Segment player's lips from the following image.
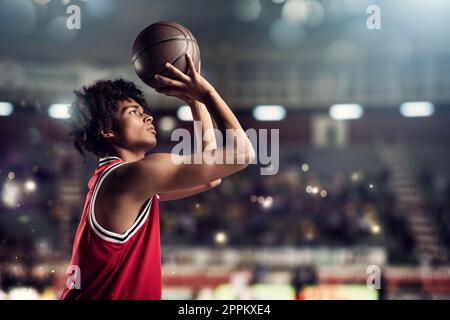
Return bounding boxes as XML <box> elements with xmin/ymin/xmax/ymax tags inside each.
<box><xmin>146</xmin><ymin>126</ymin><xmax>156</xmax><ymax>135</ymax></box>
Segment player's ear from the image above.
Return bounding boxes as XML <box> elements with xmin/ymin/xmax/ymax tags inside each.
<box><xmin>99</xmin><ymin>128</ymin><xmax>114</xmax><ymax>139</ymax></box>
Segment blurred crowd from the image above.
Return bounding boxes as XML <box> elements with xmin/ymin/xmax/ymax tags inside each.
<box><xmin>1</xmin><ymin>142</ymin><xmax>450</xmax><ymax>299</ymax></box>
<box><xmin>160</xmin><ymin>149</ymin><xmax>414</xmax><ymax>260</ymax></box>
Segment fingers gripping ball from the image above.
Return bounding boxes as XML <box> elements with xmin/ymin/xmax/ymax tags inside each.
<box><xmin>131</xmin><ymin>21</ymin><xmax>201</xmax><ymax>89</ymax></box>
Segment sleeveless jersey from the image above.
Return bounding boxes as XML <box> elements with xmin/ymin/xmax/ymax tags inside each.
<box><xmin>60</xmin><ymin>156</ymin><xmax>162</xmax><ymax>300</ymax></box>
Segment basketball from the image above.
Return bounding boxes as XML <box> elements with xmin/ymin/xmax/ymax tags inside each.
<box><xmin>131</xmin><ymin>21</ymin><xmax>201</xmax><ymax>89</ymax></box>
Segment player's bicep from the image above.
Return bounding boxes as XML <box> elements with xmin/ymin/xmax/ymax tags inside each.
<box><xmin>113</xmin><ymin>151</ymin><xmax>248</xmax><ymax>203</ymax></box>
<box><xmin>140</xmin><ymin>153</ymin><xmax>225</xmax><ymax>192</ymax></box>
<box><xmin>158</xmin><ymin>180</ymin><xmax>221</xmax><ymax>202</ymax></box>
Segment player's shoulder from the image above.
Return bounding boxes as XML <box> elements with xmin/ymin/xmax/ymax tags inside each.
<box><xmin>99</xmin><ymin>154</ymin><xmax>167</xmax><ymax>201</ymax></box>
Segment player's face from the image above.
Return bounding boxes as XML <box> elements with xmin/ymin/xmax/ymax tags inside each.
<box><xmin>113</xmin><ymin>98</ymin><xmax>157</xmax><ymax>152</ymax></box>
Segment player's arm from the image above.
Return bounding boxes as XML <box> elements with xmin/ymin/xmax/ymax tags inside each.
<box><xmin>157</xmin><ymin>179</ymin><xmax>221</xmax><ymax>201</ymax></box>
<box><xmin>117</xmin><ymin>121</ymin><xmax>254</xmax><ymax>203</ymax></box>
<box><xmin>110</xmin><ymin>54</ymin><xmax>255</xmax><ymax>203</ymax></box>
<box><xmin>158</xmin><ymin>101</ymin><xmax>221</xmax><ymax>201</ymax></box>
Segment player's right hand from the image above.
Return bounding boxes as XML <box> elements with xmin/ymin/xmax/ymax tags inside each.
<box><xmin>153</xmin><ymin>53</ymin><xmax>215</xmax><ymax>104</ymax></box>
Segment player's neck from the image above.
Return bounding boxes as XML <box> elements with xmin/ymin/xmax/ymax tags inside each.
<box><xmin>106</xmin><ymin>147</ymin><xmax>146</xmax><ymax>163</ymax></box>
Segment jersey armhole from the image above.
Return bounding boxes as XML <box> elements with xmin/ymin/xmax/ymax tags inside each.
<box><xmin>88</xmin><ymin>162</ymin><xmax>157</xmax><ymax>244</ymax></box>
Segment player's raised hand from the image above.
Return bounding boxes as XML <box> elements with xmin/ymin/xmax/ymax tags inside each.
<box><xmin>154</xmin><ymin>53</ymin><xmax>214</xmax><ymax>104</ymax></box>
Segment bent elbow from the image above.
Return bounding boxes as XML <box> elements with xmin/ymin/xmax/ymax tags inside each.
<box><xmin>240</xmin><ymin>144</ymin><xmax>256</xmax><ymax>166</ymax></box>
<box><xmin>247</xmin><ymin>145</ymin><xmax>256</xmax><ymax>164</ymax></box>
<box><xmin>207</xmin><ymin>179</ymin><xmax>222</xmax><ymax>188</ymax></box>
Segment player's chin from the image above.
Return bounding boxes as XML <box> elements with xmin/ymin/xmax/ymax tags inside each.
<box><xmin>137</xmin><ymin>137</ymin><xmax>157</xmax><ymax>150</ymax></box>
<box><xmin>147</xmin><ymin>137</ymin><xmax>157</xmax><ymax>148</ymax></box>
<box><xmin>139</xmin><ymin>133</ymin><xmax>157</xmax><ymax>148</ymax></box>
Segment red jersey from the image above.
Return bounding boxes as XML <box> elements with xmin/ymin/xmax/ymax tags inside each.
<box><xmin>60</xmin><ymin>156</ymin><xmax>162</xmax><ymax>300</ymax></box>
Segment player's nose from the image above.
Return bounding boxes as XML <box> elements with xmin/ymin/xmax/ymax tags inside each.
<box><xmin>144</xmin><ymin>114</ymin><xmax>153</xmax><ymax>123</ymax></box>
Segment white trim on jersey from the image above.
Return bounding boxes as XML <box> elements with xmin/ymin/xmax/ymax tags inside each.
<box><xmin>98</xmin><ymin>156</ymin><xmax>122</xmax><ymax>167</ymax></box>
<box><xmin>88</xmin><ymin>161</ymin><xmax>157</xmax><ymax>244</ymax></box>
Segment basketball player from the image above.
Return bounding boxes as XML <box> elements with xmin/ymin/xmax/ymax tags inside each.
<box><xmin>60</xmin><ymin>53</ymin><xmax>255</xmax><ymax>300</ymax></box>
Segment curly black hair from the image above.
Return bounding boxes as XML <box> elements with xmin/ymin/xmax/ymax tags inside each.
<box><xmin>66</xmin><ymin>78</ymin><xmax>150</xmax><ymax>161</ymax></box>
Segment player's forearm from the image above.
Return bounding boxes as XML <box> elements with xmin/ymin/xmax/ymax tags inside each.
<box><xmin>202</xmin><ymin>88</ymin><xmax>242</xmax><ymax>132</ymax></box>
<box><xmin>190</xmin><ymin>101</ymin><xmax>217</xmax><ymax>151</ymax></box>
<box><xmin>202</xmin><ymin>89</ymin><xmax>255</xmax><ymax>160</ymax></box>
